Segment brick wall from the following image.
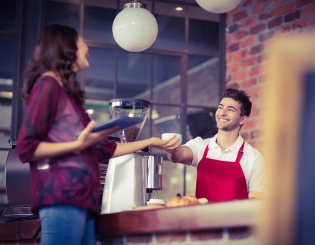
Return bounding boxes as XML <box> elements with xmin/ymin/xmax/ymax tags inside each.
<box><xmin>226</xmin><ymin>0</ymin><xmax>315</xmax><ymax>150</ymax></box>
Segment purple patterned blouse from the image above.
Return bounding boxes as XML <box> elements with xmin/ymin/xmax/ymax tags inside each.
<box><xmin>17</xmin><ymin>76</ymin><xmax>117</xmax><ymax>215</ymax></box>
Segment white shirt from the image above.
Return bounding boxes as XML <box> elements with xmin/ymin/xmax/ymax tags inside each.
<box><xmin>184</xmin><ymin>134</ymin><xmax>265</xmax><ymax>193</ymax></box>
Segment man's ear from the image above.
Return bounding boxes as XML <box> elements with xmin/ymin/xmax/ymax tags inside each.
<box><xmin>239</xmin><ymin>116</ymin><xmax>248</xmax><ymax>126</ymax></box>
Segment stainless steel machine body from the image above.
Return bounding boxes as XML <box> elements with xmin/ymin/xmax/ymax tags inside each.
<box><xmin>101</xmin><ymin>153</ymin><xmax>163</xmax><ymax>214</ymax></box>
<box><xmin>101</xmin><ymin>98</ymin><xmax>164</xmax><ymax>213</ymax></box>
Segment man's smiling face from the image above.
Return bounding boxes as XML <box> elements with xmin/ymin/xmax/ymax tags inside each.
<box><xmin>215</xmin><ymin>98</ymin><xmax>246</xmax><ymax>131</ymax></box>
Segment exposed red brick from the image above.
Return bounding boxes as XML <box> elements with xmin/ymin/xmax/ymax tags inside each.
<box><xmin>231</xmin><ymin>49</ymin><xmax>248</xmax><ymax>60</ymax></box>
<box><xmin>228</xmin><ymin>227</ymin><xmax>252</xmax><ymax>240</ymax></box>
<box><xmin>242</xmin><ymin>77</ymin><xmax>257</xmax><ymax>88</ymax></box>
<box><xmin>250</xmin><ymin>23</ymin><xmax>266</xmax><ymax>34</ymax></box>
<box><xmin>268</xmin><ymin>0</ymin><xmax>283</xmax><ymax>8</ymax></box>
<box><xmin>241</xmin><ymin>57</ymin><xmax>257</xmax><ymax>68</ymax></box>
<box><xmin>242</xmin><ymin>119</ymin><xmax>259</xmax><ymax>130</ymax></box>
<box><xmin>190</xmin><ymin>230</ymin><xmax>223</xmax><ymax>241</ymax></box>
<box><xmin>98</xmin><ymin>236</ymin><xmax>124</xmax><ymax>244</ymax></box>
<box><xmin>303</xmin><ymin>4</ymin><xmax>315</xmax><ymax>16</ymax></box>
<box><xmin>248</xmin><ymin>140</ymin><xmax>258</xmax><ymax>148</ymax></box>
<box><xmin>250</xmin><ymin>65</ymin><xmax>264</xmax><ymax>76</ymax></box>
<box><xmin>284</xmin><ymin>10</ymin><xmax>301</xmax><ymax>23</ymax></box>
<box><xmin>268</xmin><ymin>16</ymin><xmax>283</xmax><ymax>29</ymax></box>
<box><xmin>249</xmin><ymin>44</ymin><xmax>264</xmax><ymax>55</ymax></box>
<box><xmin>233</xmin><ymin>11</ymin><xmax>249</xmax><ymax>22</ymax></box>
<box><xmin>259</xmin><ymin>74</ymin><xmax>267</xmax><ymax>83</ymax></box>
<box><xmin>259</xmin><ymin>11</ymin><xmax>274</xmax><ymax>20</ymax></box>
<box><xmin>292</xmin><ymin>18</ymin><xmax>311</xmax><ymax>29</ymax></box>
<box><xmin>227</xmin><ymin>15</ymin><xmax>233</xmax><ymax>25</ymax></box>
<box><xmin>227</xmin><ymin>23</ymin><xmax>239</xmax><ymax>34</ymax></box>
<box><xmin>234</xmin><ymin>30</ymin><xmax>248</xmax><ymax>41</ymax></box>
<box><xmin>233</xmin><ymin>70</ymin><xmax>248</xmax><ymax>81</ymax></box>
<box><xmin>19</xmin><ymin>241</ymin><xmax>40</xmax><ymax>245</ymax></box>
<box><xmin>252</xmin><ymin>3</ymin><xmax>265</xmax><ymax>14</ymax></box>
<box><xmin>226</xmin><ymin>83</ymin><xmax>240</xmax><ymax>90</ymax></box>
<box><xmin>258</xmin><ymin>31</ymin><xmax>274</xmax><ymax>42</ymax></box>
<box><xmin>251</xmin><ymin>108</ymin><xmax>260</xmax><ymax>117</ymax></box>
<box><xmin>313</xmin><ymin>16</ymin><xmax>315</xmax><ymax>25</ymax></box>
<box><xmin>227</xmin><ymin>62</ymin><xmax>240</xmax><ymax>72</ymax></box>
<box><xmin>126</xmin><ymin>234</ymin><xmax>153</xmax><ymax>244</ymax></box>
<box><xmin>242</xmin><ymin>0</ymin><xmax>256</xmax><ymax>7</ymax></box>
<box><xmin>248</xmin><ymin>86</ymin><xmax>264</xmax><ymax>98</ymax></box>
<box><xmin>250</xmin><ymin>129</ymin><xmax>261</xmax><ymax>139</ymax></box>
<box><xmin>228</xmin><ymin>5</ymin><xmax>240</xmax><ymax>15</ymax></box>
<box><xmin>226</xmin><ymin>35</ymin><xmax>234</xmax><ymax>46</ymax></box>
<box><xmin>296</xmin><ymin>0</ymin><xmax>314</xmax><ymax>9</ymax></box>
<box><xmin>226</xmin><ymin>53</ymin><xmax>232</xmax><ymax>63</ymax></box>
<box><xmin>274</xmin><ymin>3</ymin><xmax>294</xmax><ymax>16</ymax></box>
<box><xmin>275</xmin><ymin>23</ymin><xmax>291</xmax><ymax>34</ymax></box>
<box><xmin>240</xmin><ymin>131</ymin><xmax>249</xmax><ymax>140</ymax></box>
<box><xmin>227</xmin><ymin>42</ymin><xmax>240</xmax><ymax>53</ymax></box>
<box><xmin>257</xmin><ymin>52</ymin><xmax>269</xmax><ymax>63</ymax></box>
<box><xmin>241</xmin><ymin>36</ymin><xmax>255</xmax><ymax>48</ymax></box>
<box><xmin>242</xmin><ymin>16</ymin><xmax>257</xmax><ymax>28</ymax></box>
<box><xmin>156</xmin><ymin>232</ymin><xmax>186</xmax><ymax>243</ymax></box>
<box><xmin>226</xmin><ymin>74</ymin><xmax>232</xmax><ymax>83</ymax></box>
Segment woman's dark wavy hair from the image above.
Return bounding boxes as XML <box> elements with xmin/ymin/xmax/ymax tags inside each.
<box><xmin>21</xmin><ymin>24</ymin><xmax>85</xmax><ymax>105</ymax></box>
<box><xmin>221</xmin><ymin>88</ymin><xmax>252</xmax><ymax>117</ymax></box>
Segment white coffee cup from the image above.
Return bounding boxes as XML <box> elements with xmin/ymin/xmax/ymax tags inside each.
<box><xmin>161</xmin><ymin>133</ymin><xmax>182</xmax><ymax>144</ymax></box>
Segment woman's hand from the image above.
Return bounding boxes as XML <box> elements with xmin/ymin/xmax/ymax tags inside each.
<box><xmin>150</xmin><ymin>135</ymin><xmax>181</xmax><ymax>152</ymax></box>
<box><xmin>76</xmin><ymin>121</ymin><xmax>119</xmax><ymax>151</ymax></box>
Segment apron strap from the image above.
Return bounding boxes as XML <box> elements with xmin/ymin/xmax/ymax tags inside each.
<box><xmin>202</xmin><ymin>141</ymin><xmax>245</xmax><ymax>162</ymax></box>
<box><xmin>202</xmin><ymin>145</ymin><xmax>209</xmax><ymax>159</ymax></box>
<box><xmin>235</xmin><ymin>141</ymin><xmax>245</xmax><ymax>163</ymax></box>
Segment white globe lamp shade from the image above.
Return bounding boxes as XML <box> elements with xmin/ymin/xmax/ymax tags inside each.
<box><xmin>196</xmin><ymin>0</ymin><xmax>242</xmax><ymax>14</ymax></box>
<box><xmin>112</xmin><ymin>1</ymin><xmax>158</xmax><ymax>52</ymax></box>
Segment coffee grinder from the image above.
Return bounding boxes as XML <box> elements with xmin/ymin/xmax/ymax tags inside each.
<box><xmin>101</xmin><ymin>99</ymin><xmax>163</xmax><ymax>213</ymax></box>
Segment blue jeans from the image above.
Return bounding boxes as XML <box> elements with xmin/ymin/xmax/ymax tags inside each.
<box><xmin>39</xmin><ymin>204</ymin><xmax>96</xmax><ymax>245</ymax></box>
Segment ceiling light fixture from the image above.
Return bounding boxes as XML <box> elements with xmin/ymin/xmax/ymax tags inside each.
<box><xmin>175</xmin><ymin>7</ymin><xmax>183</xmax><ymax>11</ymax></box>
<box><xmin>196</xmin><ymin>0</ymin><xmax>242</xmax><ymax>13</ymax></box>
<box><xmin>112</xmin><ymin>0</ymin><xmax>158</xmax><ymax>52</ymax></box>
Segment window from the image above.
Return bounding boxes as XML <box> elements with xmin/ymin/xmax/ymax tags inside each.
<box><xmin>38</xmin><ymin>0</ymin><xmax>225</xmax><ymax>199</ymax></box>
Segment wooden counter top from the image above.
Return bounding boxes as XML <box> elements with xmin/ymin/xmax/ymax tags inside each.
<box><xmin>0</xmin><ymin>199</ymin><xmax>262</xmax><ymax>241</ymax></box>
<box><xmin>96</xmin><ymin>199</ymin><xmax>261</xmax><ymax>235</ymax></box>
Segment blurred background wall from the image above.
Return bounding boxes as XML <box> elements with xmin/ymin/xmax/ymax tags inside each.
<box><xmin>225</xmin><ymin>0</ymin><xmax>315</xmax><ymax>151</ymax></box>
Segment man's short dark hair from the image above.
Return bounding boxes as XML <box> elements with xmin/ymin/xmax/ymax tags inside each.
<box><xmin>221</xmin><ymin>88</ymin><xmax>252</xmax><ymax>117</ymax></box>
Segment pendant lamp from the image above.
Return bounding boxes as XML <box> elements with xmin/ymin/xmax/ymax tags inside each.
<box><xmin>196</xmin><ymin>0</ymin><xmax>242</xmax><ymax>14</ymax></box>
<box><xmin>112</xmin><ymin>1</ymin><xmax>158</xmax><ymax>52</ymax></box>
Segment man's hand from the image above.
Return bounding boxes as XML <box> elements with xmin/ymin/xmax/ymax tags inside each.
<box><xmin>150</xmin><ymin>135</ymin><xmax>181</xmax><ymax>152</ymax></box>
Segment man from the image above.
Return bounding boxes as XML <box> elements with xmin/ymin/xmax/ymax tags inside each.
<box><xmin>165</xmin><ymin>88</ymin><xmax>265</xmax><ymax>202</ymax></box>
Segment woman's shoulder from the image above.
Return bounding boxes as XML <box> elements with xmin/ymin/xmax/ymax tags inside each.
<box><xmin>36</xmin><ymin>75</ymin><xmax>60</xmax><ymax>85</ymax></box>
<box><xmin>33</xmin><ymin>75</ymin><xmax>63</xmax><ymax>93</ymax></box>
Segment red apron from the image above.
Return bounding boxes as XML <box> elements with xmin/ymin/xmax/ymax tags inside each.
<box><xmin>195</xmin><ymin>142</ymin><xmax>248</xmax><ymax>202</ymax></box>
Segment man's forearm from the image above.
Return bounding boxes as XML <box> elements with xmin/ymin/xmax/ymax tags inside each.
<box><xmin>166</xmin><ymin>150</ymin><xmax>182</xmax><ymax>163</ymax></box>
<box><xmin>166</xmin><ymin>146</ymin><xmax>193</xmax><ymax>164</ymax></box>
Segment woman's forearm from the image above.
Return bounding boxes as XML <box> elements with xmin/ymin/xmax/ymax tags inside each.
<box><xmin>31</xmin><ymin>141</ymin><xmax>80</xmax><ymax>161</ymax></box>
<box><xmin>112</xmin><ymin>138</ymin><xmax>153</xmax><ymax>158</ymax></box>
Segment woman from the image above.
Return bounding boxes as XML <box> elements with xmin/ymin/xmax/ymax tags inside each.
<box><xmin>17</xmin><ymin>24</ymin><xmax>179</xmax><ymax>245</ymax></box>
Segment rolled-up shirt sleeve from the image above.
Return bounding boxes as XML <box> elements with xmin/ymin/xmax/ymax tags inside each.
<box><xmin>94</xmin><ymin>140</ymin><xmax>117</xmax><ymax>165</ymax></box>
<box><xmin>248</xmin><ymin>155</ymin><xmax>266</xmax><ymax>193</ymax></box>
<box><xmin>17</xmin><ymin>77</ymin><xmax>60</xmax><ymax>163</ymax></box>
